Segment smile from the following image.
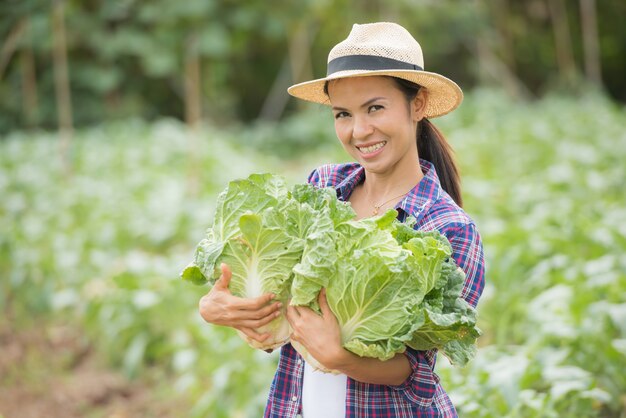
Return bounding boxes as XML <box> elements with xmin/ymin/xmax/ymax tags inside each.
<box><xmin>357</xmin><ymin>141</ymin><xmax>387</xmax><ymax>154</ymax></box>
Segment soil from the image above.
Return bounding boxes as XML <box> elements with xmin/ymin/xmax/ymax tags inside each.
<box><xmin>0</xmin><ymin>321</ymin><xmax>187</xmax><ymax>418</ymax></box>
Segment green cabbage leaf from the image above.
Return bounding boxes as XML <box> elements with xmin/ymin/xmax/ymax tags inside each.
<box><xmin>181</xmin><ymin>174</ymin><xmax>301</xmax><ymax>349</ymax></box>
<box><xmin>181</xmin><ymin>174</ymin><xmax>354</xmax><ymax>350</ymax></box>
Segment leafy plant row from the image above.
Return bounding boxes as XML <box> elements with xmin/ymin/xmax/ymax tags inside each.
<box><xmin>1</xmin><ymin>90</ymin><xmax>625</xmax><ymax>417</ymax></box>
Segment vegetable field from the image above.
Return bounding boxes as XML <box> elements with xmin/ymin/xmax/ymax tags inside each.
<box><xmin>1</xmin><ymin>90</ymin><xmax>625</xmax><ymax>417</ymax></box>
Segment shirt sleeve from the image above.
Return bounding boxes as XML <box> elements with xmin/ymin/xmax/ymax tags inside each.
<box><xmin>307</xmin><ymin>164</ymin><xmax>339</xmax><ymax>188</ymax></box>
<box><xmin>443</xmin><ymin>221</ymin><xmax>486</xmax><ymax>308</ymax></box>
<box><xmin>307</xmin><ymin>167</ymin><xmax>321</xmax><ymax>186</ymax></box>
<box><xmin>388</xmin><ymin>348</ymin><xmax>439</xmax><ymax>407</ymax></box>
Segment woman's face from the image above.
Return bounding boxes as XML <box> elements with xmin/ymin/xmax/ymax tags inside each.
<box><xmin>327</xmin><ymin>76</ymin><xmax>426</xmax><ymax>175</ymax></box>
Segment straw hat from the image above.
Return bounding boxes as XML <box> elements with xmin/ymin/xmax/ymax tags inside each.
<box><xmin>288</xmin><ymin>22</ymin><xmax>463</xmax><ymax>118</ymax></box>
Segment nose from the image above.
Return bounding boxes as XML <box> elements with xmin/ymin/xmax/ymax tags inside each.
<box><xmin>352</xmin><ymin>115</ymin><xmax>374</xmax><ymax>141</ymax></box>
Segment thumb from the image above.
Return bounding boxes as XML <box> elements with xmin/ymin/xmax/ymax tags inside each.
<box><xmin>215</xmin><ymin>263</ymin><xmax>232</xmax><ymax>290</ymax></box>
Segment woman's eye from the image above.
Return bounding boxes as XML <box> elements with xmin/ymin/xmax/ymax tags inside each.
<box><xmin>334</xmin><ymin>111</ymin><xmax>350</xmax><ymax>119</ymax></box>
<box><xmin>369</xmin><ymin>105</ymin><xmax>383</xmax><ymax>113</ymax></box>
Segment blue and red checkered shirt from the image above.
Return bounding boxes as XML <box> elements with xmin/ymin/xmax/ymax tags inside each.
<box><xmin>264</xmin><ymin>159</ymin><xmax>485</xmax><ymax>417</ymax></box>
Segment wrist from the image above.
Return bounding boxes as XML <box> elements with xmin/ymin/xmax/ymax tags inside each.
<box><xmin>325</xmin><ymin>345</ymin><xmax>356</xmax><ymax>372</ymax></box>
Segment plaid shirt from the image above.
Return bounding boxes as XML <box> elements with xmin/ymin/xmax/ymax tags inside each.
<box><xmin>264</xmin><ymin>159</ymin><xmax>485</xmax><ymax>417</ymax></box>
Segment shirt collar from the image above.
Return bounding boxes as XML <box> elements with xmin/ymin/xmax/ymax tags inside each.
<box><xmin>398</xmin><ymin>159</ymin><xmax>442</xmax><ymax>219</ymax></box>
<box><xmin>335</xmin><ymin>166</ymin><xmax>365</xmax><ymax>202</ymax></box>
<box><xmin>334</xmin><ymin>159</ymin><xmax>442</xmax><ymax>218</ymax></box>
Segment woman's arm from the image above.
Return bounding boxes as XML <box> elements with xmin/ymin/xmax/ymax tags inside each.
<box><xmin>444</xmin><ymin>222</ymin><xmax>485</xmax><ymax>308</ymax></box>
<box><xmin>325</xmin><ymin>348</ymin><xmax>412</xmax><ymax>386</ymax></box>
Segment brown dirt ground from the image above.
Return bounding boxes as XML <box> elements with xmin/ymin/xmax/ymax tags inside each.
<box><xmin>0</xmin><ymin>321</ymin><xmax>188</xmax><ymax>418</ymax></box>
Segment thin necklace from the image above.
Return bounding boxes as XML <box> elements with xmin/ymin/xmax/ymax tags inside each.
<box><xmin>369</xmin><ymin>191</ymin><xmax>410</xmax><ymax>216</ymax></box>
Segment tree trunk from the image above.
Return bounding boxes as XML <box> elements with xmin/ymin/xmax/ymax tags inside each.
<box><xmin>492</xmin><ymin>0</ymin><xmax>516</xmax><ymax>72</ymax></box>
<box><xmin>184</xmin><ymin>31</ymin><xmax>201</xmax><ymax>131</ymax></box>
<box><xmin>52</xmin><ymin>0</ymin><xmax>73</xmax><ymax>174</ymax></box>
<box><xmin>579</xmin><ymin>0</ymin><xmax>602</xmax><ymax>86</ymax></box>
<box><xmin>288</xmin><ymin>22</ymin><xmax>315</xmax><ymax>109</ymax></box>
<box><xmin>471</xmin><ymin>0</ymin><xmax>532</xmax><ymax>99</ymax></box>
<box><xmin>259</xmin><ymin>54</ymin><xmax>291</xmax><ymax>121</ymax></box>
<box><xmin>0</xmin><ymin>18</ymin><xmax>27</xmax><ymax>81</ymax></box>
<box><xmin>260</xmin><ymin>22</ymin><xmax>317</xmax><ymax>120</ymax></box>
<box><xmin>547</xmin><ymin>0</ymin><xmax>577</xmax><ymax>83</ymax></box>
<box><xmin>20</xmin><ymin>19</ymin><xmax>39</xmax><ymax>128</ymax></box>
<box><xmin>379</xmin><ymin>1</ymin><xmax>399</xmax><ymax>22</ymax></box>
<box><xmin>184</xmin><ymin>31</ymin><xmax>201</xmax><ymax>196</ymax></box>
<box><xmin>474</xmin><ymin>35</ymin><xmax>533</xmax><ymax>99</ymax></box>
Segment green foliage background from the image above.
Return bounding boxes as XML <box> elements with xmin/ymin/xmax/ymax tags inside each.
<box><xmin>2</xmin><ymin>90</ymin><xmax>625</xmax><ymax>416</ymax></box>
<box><xmin>2</xmin><ymin>0</ymin><xmax>626</xmax><ymax>416</ymax></box>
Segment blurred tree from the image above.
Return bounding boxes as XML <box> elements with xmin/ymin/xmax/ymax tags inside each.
<box><xmin>547</xmin><ymin>0</ymin><xmax>578</xmax><ymax>84</ymax></box>
<box><xmin>0</xmin><ymin>0</ymin><xmax>624</xmax><ymax>133</ymax></box>
<box><xmin>579</xmin><ymin>0</ymin><xmax>601</xmax><ymax>87</ymax></box>
<box><xmin>52</xmin><ymin>0</ymin><xmax>73</xmax><ymax>174</ymax></box>
<box><xmin>19</xmin><ymin>18</ymin><xmax>39</xmax><ymax>128</ymax></box>
<box><xmin>0</xmin><ymin>18</ymin><xmax>27</xmax><ymax>80</ymax></box>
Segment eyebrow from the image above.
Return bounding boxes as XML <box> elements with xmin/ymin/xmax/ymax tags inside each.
<box><xmin>332</xmin><ymin>96</ymin><xmax>386</xmax><ymax>112</ymax></box>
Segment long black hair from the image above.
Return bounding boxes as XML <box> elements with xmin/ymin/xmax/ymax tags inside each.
<box><xmin>391</xmin><ymin>77</ymin><xmax>463</xmax><ymax>207</ymax></box>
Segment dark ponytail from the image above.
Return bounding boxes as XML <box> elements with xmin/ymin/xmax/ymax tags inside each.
<box><xmin>391</xmin><ymin>77</ymin><xmax>463</xmax><ymax>207</ymax></box>
<box><xmin>417</xmin><ymin>118</ymin><xmax>462</xmax><ymax>207</ymax></box>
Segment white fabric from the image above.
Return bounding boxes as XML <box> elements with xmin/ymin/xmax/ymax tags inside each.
<box><xmin>302</xmin><ymin>361</ymin><xmax>347</xmax><ymax>418</ymax></box>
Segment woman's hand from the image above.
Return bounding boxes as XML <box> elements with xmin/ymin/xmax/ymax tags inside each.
<box><xmin>198</xmin><ymin>263</ymin><xmax>282</xmax><ymax>343</ymax></box>
<box><xmin>286</xmin><ymin>288</ymin><xmax>348</xmax><ymax>370</ymax></box>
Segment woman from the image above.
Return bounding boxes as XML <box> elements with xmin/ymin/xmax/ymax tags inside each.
<box><xmin>199</xmin><ymin>22</ymin><xmax>485</xmax><ymax>417</ymax></box>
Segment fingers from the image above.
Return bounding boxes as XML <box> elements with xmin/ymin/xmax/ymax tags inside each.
<box><xmin>214</xmin><ymin>263</ymin><xmax>232</xmax><ymax>290</ymax></box>
<box><xmin>227</xmin><ymin>296</ymin><xmax>281</xmax><ymax>318</ymax></box>
<box><xmin>238</xmin><ymin>308</ymin><xmax>282</xmax><ymax>328</ymax></box>
<box><xmin>199</xmin><ymin>263</ymin><xmax>283</xmax><ymax>329</ymax></box>
<box><xmin>251</xmin><ymin>301</ymin><xmax>282</xmax><ymax>320</ymax></box>
<box><xmin>286</xmin><ymin>307</ymin><xmax>299</xmax><ymax>342</ymax></box>
<box><xmin>237</xmin><ymin>326</ymin><xmax>271</xmax><ymax>343</ymax></box>
<box><xmin>218</xmin><ymin>298</ymin><xmax>281</xmax><ymax>325</ymax></box>
<box><xmin>318</xmin><ymin>288</ymin><xmax>330</xmax><ymax>316</ymax></box>
<box><xmin>198</xmin><ymin>294</ymin><xmax>211</xmax><ymax>322</ymax></box>
<box><xmin>286</xmin><ymin>304</ymin><xmax>300</xmax><ymax>317</ymax></box>
<box><xmin>241</xmin><ymin>292</ymin><xmax>277</xmax><ymax>311</ymax></box>
<box><xmin>285</xmin><ymin>304</ymin><xmax>303</xmax><ymax>328</ymax></box>
<box><xmin>285</xmin><ymin>305</ymin><xmax>294</xmax><ymax>325</ymax></box>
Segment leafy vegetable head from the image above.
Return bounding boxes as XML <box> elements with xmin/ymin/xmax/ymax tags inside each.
<box><xmin>181</xmin><ymin>175</ymin><xmax>300</xmax><ymax>350</ymax></box>
<box><xmin>182</xmin><ymin>174</ymin><xmax>480</xmax><ymax>362</ymax></box>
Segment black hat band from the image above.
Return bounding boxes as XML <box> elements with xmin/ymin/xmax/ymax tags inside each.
<box><xmin>327</xmin><ymin>54</ymin><xmax>423</xmax><ymax>76</ymax></box>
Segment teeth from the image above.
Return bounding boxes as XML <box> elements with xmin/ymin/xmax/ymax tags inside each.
<box><xmin>359</xmin><ymin>141</ymin><xmax>386</xmax><ymax>154</ymax></box>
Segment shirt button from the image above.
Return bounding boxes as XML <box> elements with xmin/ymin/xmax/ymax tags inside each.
<box><xmin>297</xmin><ymin>359</ymin><xmax>302</xmax><ymax>365</ymax></box>
<box><xmin>292</xmin><ymin>396</ymin><xmax>298</xmax><ymax>402</ymax></box>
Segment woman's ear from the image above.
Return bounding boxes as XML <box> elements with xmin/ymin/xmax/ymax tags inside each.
<box><xmin>411</xmin><ymin>88</ymin><xmax>428</xmax><ymax>121</ymax></box>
